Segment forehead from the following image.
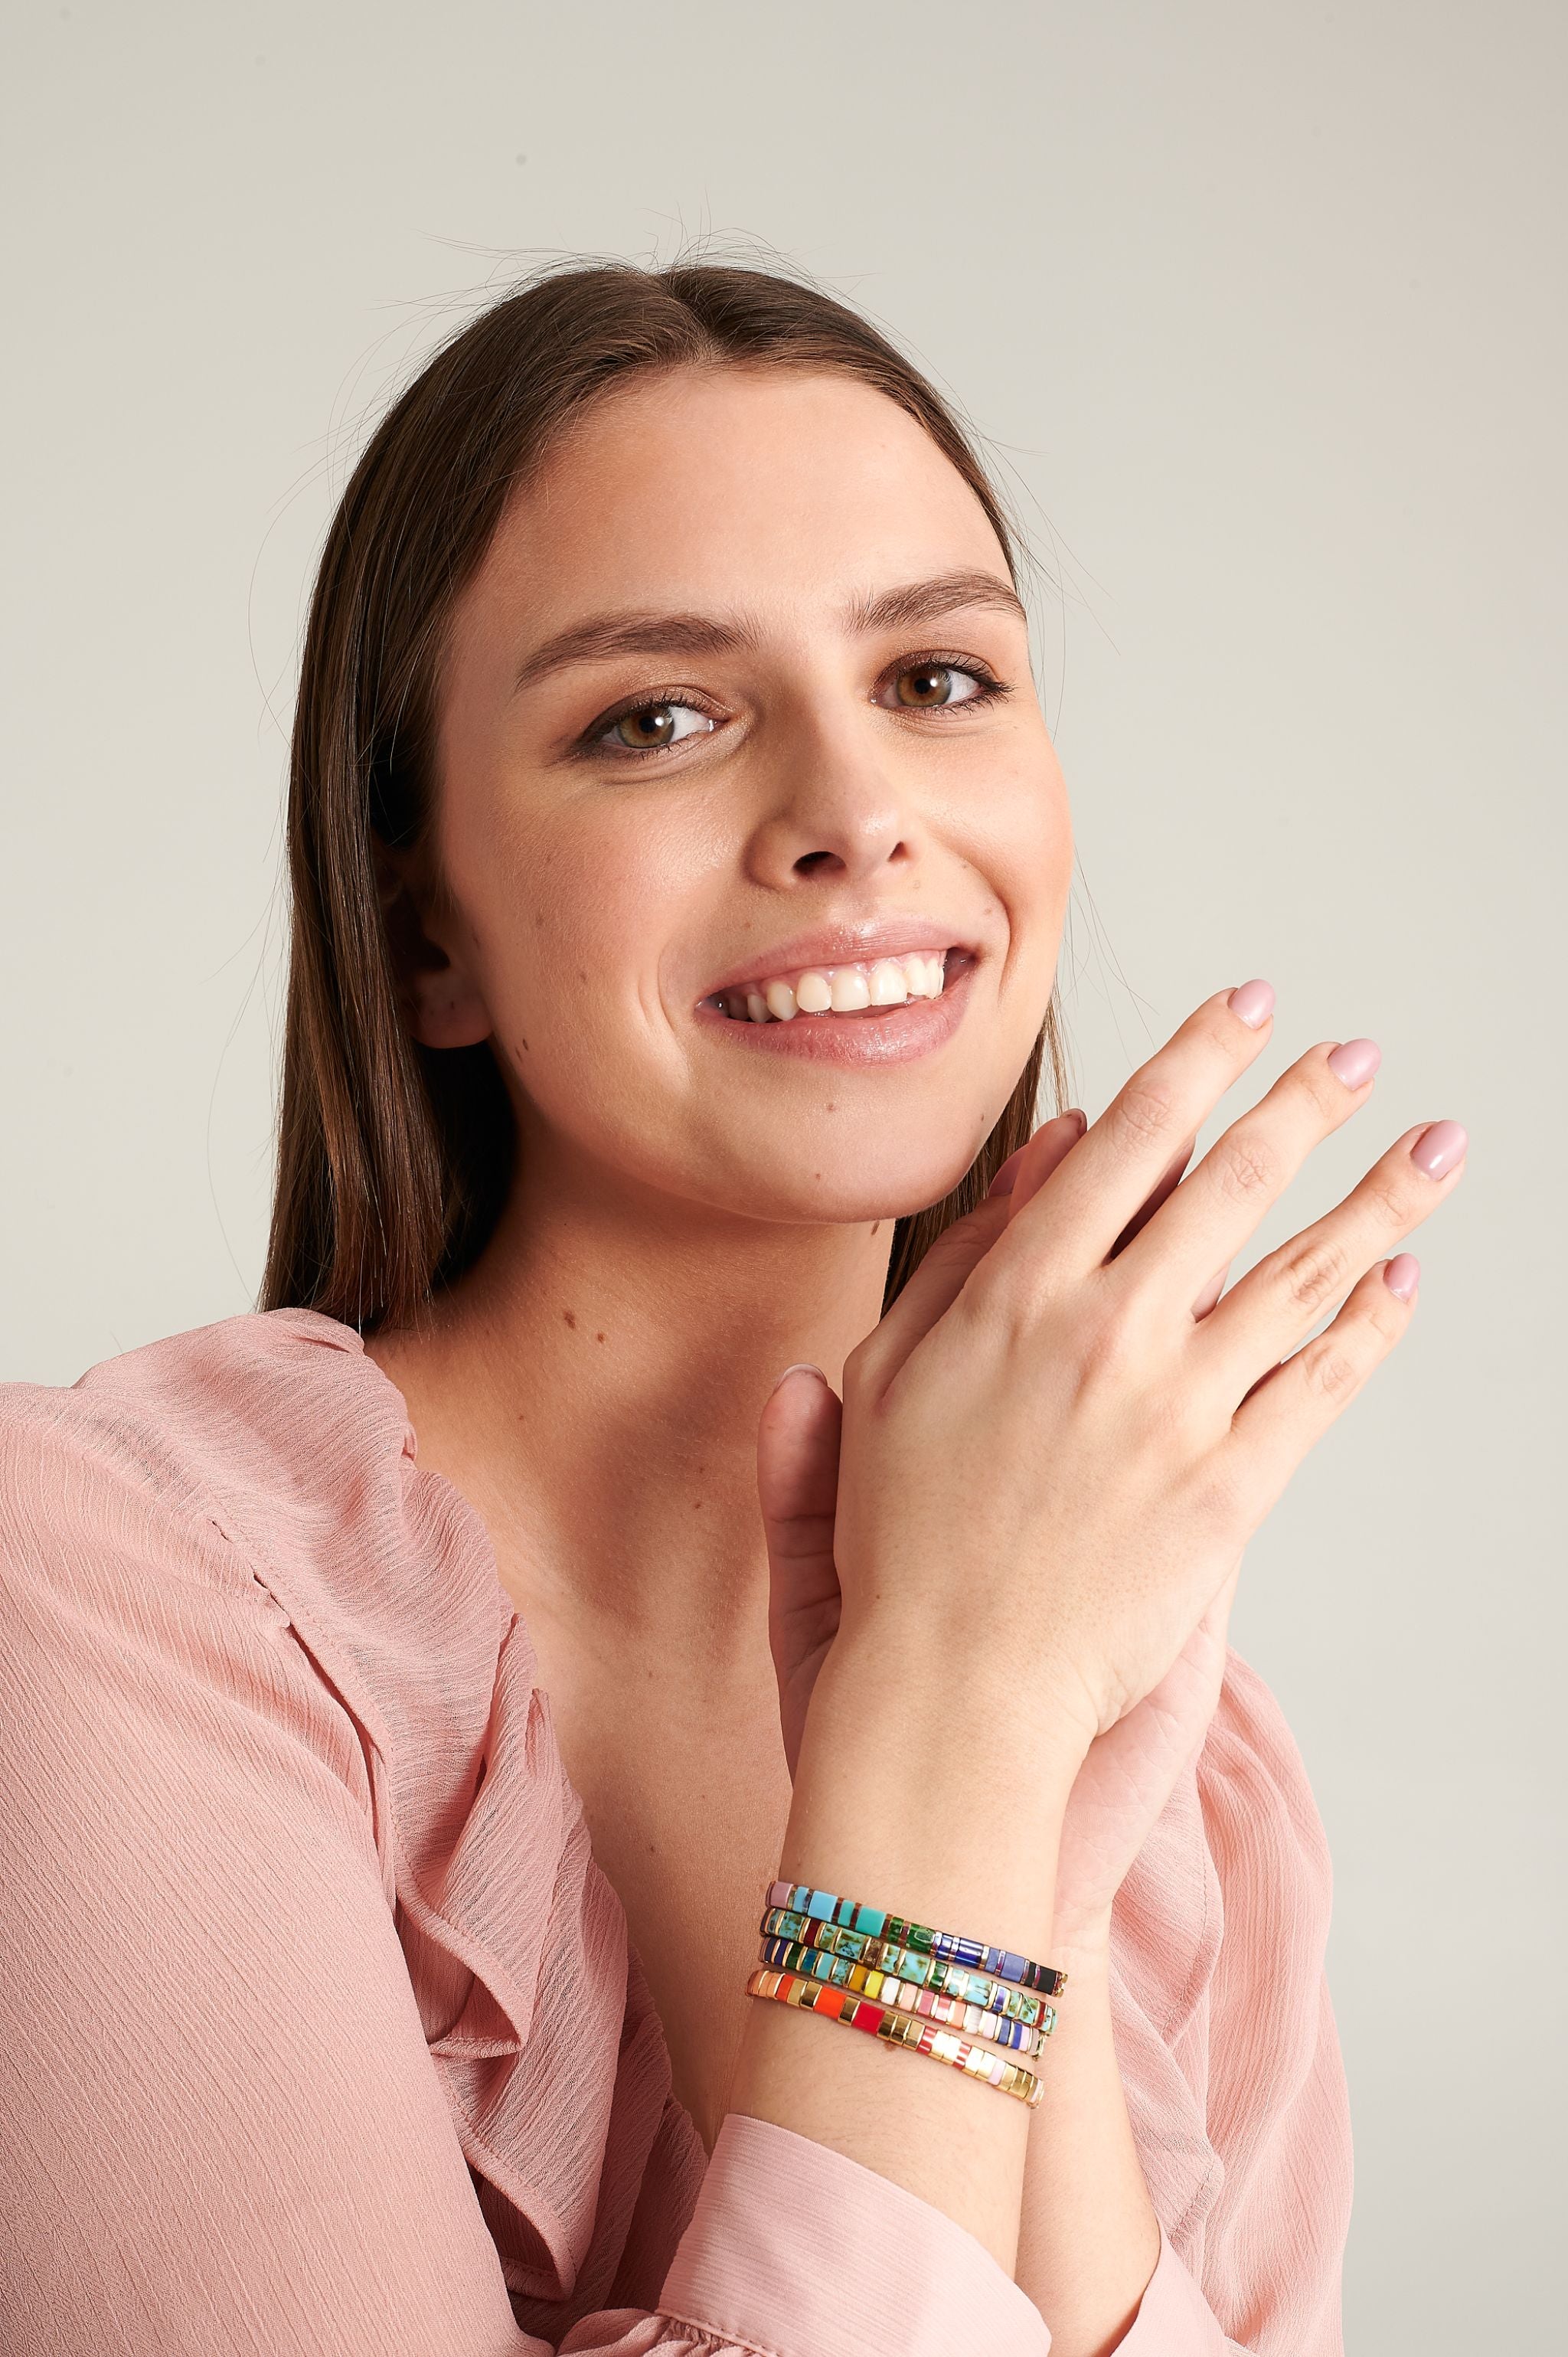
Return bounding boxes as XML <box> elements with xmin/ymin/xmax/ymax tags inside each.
<box><xmin>469</xmin><ymin>365</ymin><xmax>1008</xmax><ymax>631</ymax></box>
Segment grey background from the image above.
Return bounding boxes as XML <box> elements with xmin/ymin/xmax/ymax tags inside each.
<box><xmin>3</xmin><ymin>2</ymin><xmax>1561</xmax><ymax>2342</ymax></box>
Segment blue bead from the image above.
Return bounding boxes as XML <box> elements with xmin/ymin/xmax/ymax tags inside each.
<box><xmin>806</xmin><ymin>1889</ymin><xmax>835</xmax><ymax>1921</ymax></box>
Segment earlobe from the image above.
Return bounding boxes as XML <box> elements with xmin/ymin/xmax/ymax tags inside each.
<box><xmin>404</xmin><ymin>963</ymin><xmax>493</xmax><ymax>1050</ymax></box>
<box><xmin>373</xmin><ymin>838</ymin><xmax>493</xmax><ymax>1051</ymax></box>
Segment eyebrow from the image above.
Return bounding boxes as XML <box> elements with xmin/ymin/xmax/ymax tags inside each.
<box><xmin>511</xmin><ymin>566</ymin><xmax>1028</xmax><ymax>695</ymax></box>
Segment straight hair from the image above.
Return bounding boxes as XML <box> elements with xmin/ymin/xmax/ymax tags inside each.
<box><xmin>261</xmin><ymin>254</ymin><xmax>1070</xmax><ymax>1332</ymax></box>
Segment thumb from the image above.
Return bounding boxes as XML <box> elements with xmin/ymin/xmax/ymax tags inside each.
<box><xmin>756</xmin><ymin>1365</ymin><xmax>844</xmax><ymax>1778</ymax></box>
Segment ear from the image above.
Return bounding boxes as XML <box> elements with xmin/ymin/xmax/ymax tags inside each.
<box><xmin>372</xmin><ymin>835</ymin><xmax>493</xmax><ymax>1051</ymax></box>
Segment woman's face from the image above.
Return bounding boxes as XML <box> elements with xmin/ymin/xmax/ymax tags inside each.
<box><xmin>412</xmin><ymin>365</ymin><xmax>1073</xmax><ymax>1228</ymax></box>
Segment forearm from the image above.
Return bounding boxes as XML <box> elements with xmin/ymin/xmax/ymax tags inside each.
<box><xmin>1016</xmin><ymin>1924</ymin><xmax>1162</xmax><ymax>2357</ymax></box>
<box><xmin>724</xmin><ymin>1639</ymin><xmax>1086</xmax><ymax>2277</ymax></box>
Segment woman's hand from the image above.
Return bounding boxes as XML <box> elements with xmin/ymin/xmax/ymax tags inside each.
<box><xmin>764</xmin><ymin>982</ymin><xmax>1465</xmax><ymax>1805</ymax></box>
<box><xmin>760</xmin><ymin>1111</ymin><xmax>1246</xmax><ymax>1928</ymax></box>
<box><xmin>761</xmin><ymin>1368</ymin><xmax>1241</xmax><ymax>1936</ymax></box>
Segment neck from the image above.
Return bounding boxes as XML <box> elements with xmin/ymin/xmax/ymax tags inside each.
<box><xmin>368</xmin><ymin>1143</ymin><xmax>893</xmax><ymax>1657</ymax></box>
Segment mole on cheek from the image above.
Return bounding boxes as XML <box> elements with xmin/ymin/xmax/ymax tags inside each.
<box><xmin>562</xmin><ymin>1309</ymin><xmax>577</xmax><ymax>1330</ymax></box>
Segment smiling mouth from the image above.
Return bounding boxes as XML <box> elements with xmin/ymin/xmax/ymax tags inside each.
<box><xmin>703</xmin><ymin>948</ymin><xmax>966</xmax><ymax>1024</ymax></box>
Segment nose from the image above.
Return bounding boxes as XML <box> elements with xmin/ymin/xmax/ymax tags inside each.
<box><xmin>742</xmin><ymin>711</ymin><xmax>918</xmax><ymax>891</ymax></box>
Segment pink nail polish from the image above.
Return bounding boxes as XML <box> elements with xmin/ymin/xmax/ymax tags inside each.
<box><xmin>1326</xmin><ymin>1037</ymin><xmax>1380</xmax><ymax>1088</ymax></box>
<box><xmin>1228</xmin><ymin>979</ymin><xmax>1274</xmax><ymax>1029</ymax></box>
<box><xmin>1383</xmin><ymin>1254</ymin><xmax>1420</xmax><ymax>1300</ymax></box>
<box><xmin>1410</xmin><ymin>1120</ymin><xmax>1467</xmax><ymax>1178</ymax></box>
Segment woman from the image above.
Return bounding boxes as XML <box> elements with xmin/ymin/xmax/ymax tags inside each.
<box><xmin>0</xmin><ymin>258</ymin><xmax>1465</xmax><ymax>2355</ymax></box>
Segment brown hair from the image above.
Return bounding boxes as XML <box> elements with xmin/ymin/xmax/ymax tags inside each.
<box><xmin>260</xmin><ymin>253</ymin><xmax>1071</xmax><ymax>1332</ymax></box>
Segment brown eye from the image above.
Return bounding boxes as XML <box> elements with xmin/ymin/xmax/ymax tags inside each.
<box><xmin>890</xmin><ymin>662</ymin><xmax>983</xmax><ymax>709</ymax></box>
<box><xmin>613</xmin><ymin>704</ymin><xmax>676</xmax><ymax>748</ymax></box>
<box><xmin>599</xmin><ymin>701</ymin><xmax>716</xmax><ymax>754</ymax></box>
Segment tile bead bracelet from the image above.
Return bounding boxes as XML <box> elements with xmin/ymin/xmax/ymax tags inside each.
<box><xmin>760</xmin><ymin>1908</ymin><xmax>1057</xmax><ymax>2035</ymax></box>
<box><xmin>764</xmin><ymin>1878</ymin><xmax>1069</xmax><ymax>1999</ymax></box>
<box><xmin>746</xmin><ymin>1964</ymin><xmax>1045</xmax><ymax>2107</ymax></box>
<box><xmin>759</xmin><ymin>1934</ymin><xmax>1052</xmax><ymax>2057</ymax></box>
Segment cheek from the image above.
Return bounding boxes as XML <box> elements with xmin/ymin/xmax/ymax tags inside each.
<box><xmin>455</xmin><ymin>798</ymin><xmax>692</xmax><ymax>1089</ymax></box>
<box><xmin>956</xmin><ymin>744</ymin><xmax>1073</xmax><ymax>954</ymax></box>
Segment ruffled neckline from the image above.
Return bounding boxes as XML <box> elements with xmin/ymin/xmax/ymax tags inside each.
<box><xmin>195</xmin><ymin>1305</ymin><xmax>709</xmax><ymax>2338</ymax></box>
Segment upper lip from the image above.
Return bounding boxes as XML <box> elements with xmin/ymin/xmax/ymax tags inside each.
<box><xmin>699</xmin><ymin>917</ymin><xmax>980</xmax><ymax>1002</ymax></box>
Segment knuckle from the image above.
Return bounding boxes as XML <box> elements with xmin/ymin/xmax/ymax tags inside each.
<box><xmin>1298</xmin><ymin>1332</ymin><xmax>1364</xmax><ymax>1404</ymax></box>
<box><xmin>1363</xmin><ymin>1294</ymin><xmax>1407</xmax><ymax>1351</ymax></box>
<box><xmin>1295</xmin><ymin>1058</ymin><xmax>1351</xmax><ymax>1123</ymax></box>
<box><xmin>1362</xmin><ymin>1171</ymin><xmax>1415</xmax><ymax>1231</ymax></box>
<box><xmin>1272</xmin><ymin>1233</ymin><xmax>1351</xmax><ymax>1317</ymax></box>
<box><xmin>1210</xmin><ymin>1127</ymin><xmax>1278</xmax><ymax>1203</ymax></box>
<box><xmin>1073</xmin><ymin>1290</ymin><xmax>1146</xmax><ymax>1381</ymax></box>
<box><xmin>1112</xmin><ymin>1074</ymin><xmax>1178</xmax><ymax>1146</ymax></box>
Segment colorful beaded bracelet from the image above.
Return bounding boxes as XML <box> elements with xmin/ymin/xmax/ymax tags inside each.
<box><xmin>761</xmin><ymin>1907</ymin><xmax>1056</xmax><ymax>2034</ymax></box>
<box><xmin>746</xmin><ymin>1965</ymin><xmax>1044</xmax><ymax>2106</ymax></box>
<box><xmin>765</xmin><ymin>1878</ymin><xmax>1068</xmax><ymax>1999</ymax></box>
<box><xmin>759</xmin><ymin>1934</ymin><xmax>1052</xmax><ymax>2056</ymax></box>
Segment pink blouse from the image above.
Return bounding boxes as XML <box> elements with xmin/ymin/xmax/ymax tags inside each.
<box><xmin>0</xmin><ymin>1307</ymin><xmax>1352</xmax><ymax>2354</ymax></box>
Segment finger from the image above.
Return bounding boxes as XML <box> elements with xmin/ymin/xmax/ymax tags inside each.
<box><xmin>1220</xmin><ymin>1254</ymin><xmax>1419</xmax><ymax>1515</ymax></box>
<box><xmin>757</xmin><ymin>1365</ymin><xmax>843</xmax><ymax>1651</ymax></box>
<box><xmin>1197</xmin><ymin>1117</ymin><xmax>1464</xmax><ymax>1399</ymax></box>
<box><xmin>862</xmin><ymin>1112</ymin><xmax>1086</xmax><ymax>1387</ymax></box>
<box><xmin>998</xmin><ymin>1108</ymin><xmax>1088</xmax><ymax>1216</ymax></box>
<box><xmin>1107</xmin><ymin>1036</ymin><xmax>1381</xmax><ymax>1311</ymax></box>
<box><xmin>988</xmin><ymin>981</ymin><xmax>1276</xmax><ymax>1283</ymax></box>
<box><xmin>1105</xmin><ymin>1131</ymin><xmax>1199</xmax><ymax>1260</ymax></box>
<box><xmin>757</xmin><ymin>1364</ymin><xmax>841</xmax><ymax>1535</ymax></box>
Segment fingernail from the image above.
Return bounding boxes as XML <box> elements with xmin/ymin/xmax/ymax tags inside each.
<box><xmin>1191</xmin><ymin>1263</ymin><xmax>1229</xmax><ymax>1319</ymax></box>
<box><xmin>987</xmin><ymin>1147</ymin><xmax>1026</xmax><ymax>1198</ymax></box>
<box><xmin>1383</xmin><ymin>1253</ymin><xmax>1420</xmax><ymax>1300</ymax></box>
<box><xmin>1410</xmin><ymin>1120</ymin><xmax>1467</xmax><ymax>1178</ymax></box>
<box><xmin>769</xmin><ymin>1362</ymin><xmax>823</xmax><ymax>1393</ymax></box>
<box><xmin>1228</xmin><ymin>978</ymin><xmax>1275</xmax><ymax>1029</ymax></box>
<box><xmin>1326</xmin><ymin>1037</ymin><xmax>1380</xmax><ymax>1088</ymax></box>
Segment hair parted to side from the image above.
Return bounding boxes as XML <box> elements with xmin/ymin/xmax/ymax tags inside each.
<box><xmin>260</xmin><ymin>248</ymin><xmax>1070</xmax><ymax>1334</ymax></box>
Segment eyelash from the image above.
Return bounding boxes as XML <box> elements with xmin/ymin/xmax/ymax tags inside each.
<box><xmin>573</xmin><ymin>650</ymin><xmax>1013</xmax><ymax>761</ymax></box>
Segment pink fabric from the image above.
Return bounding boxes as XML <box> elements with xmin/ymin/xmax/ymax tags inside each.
<box><xmin>0</xmin><ymin>1308</ymin><xmax>1351</xmax><ymax>2354</ymax></box>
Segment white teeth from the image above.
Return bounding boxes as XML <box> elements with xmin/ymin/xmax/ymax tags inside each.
<box><xmin>715</xmin><ymin>950</ymin><xmax>953</xmax><ymax>1022</ymax></box>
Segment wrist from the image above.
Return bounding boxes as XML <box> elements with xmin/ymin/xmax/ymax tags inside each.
<box><xmin>1050</xmin><ymin>1909</ymin><xmax>1115</xmax><ymax>1970</ymax></box>
<box><xmin>812</xmin><ymin>1624</ymin><xmax>1095</xmax><ymax>1795</ymax></box>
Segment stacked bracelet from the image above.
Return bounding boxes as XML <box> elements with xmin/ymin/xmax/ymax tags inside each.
<box><xmin>764</xmin><ymin>1879</ymin><xmax>1068</xmax><ymax>1997</ymax></box>
<box><xmin>748</xmin><ymin>1877</ymin><xmax>1067</xmax><ymax>2106</ymax></box>
<box><xmin>746</xmin><ymin>1965</ymin><xmax>1045</xmax><ymax>2106</ymax></box>
<box><xmin>760</xmin><ymin>1934</ymin><xmax>1052</xmax><ymax>2056</ymax></box>
<box><xmin>762</xmin><ymin>1907</ymin><xmax>1056</xmax><ymax>2034</ymax></box>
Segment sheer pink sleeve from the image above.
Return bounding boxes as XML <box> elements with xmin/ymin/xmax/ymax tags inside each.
<box><xmin>1106</xmin><ymin>1649</ymin><xmax>1354</xmax><ymax>2353</ymax></box>
<box><xmin>0</xmin><ymin>1371</ymin><xmax>1047</xmax><ymax>2357</ymax></box>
